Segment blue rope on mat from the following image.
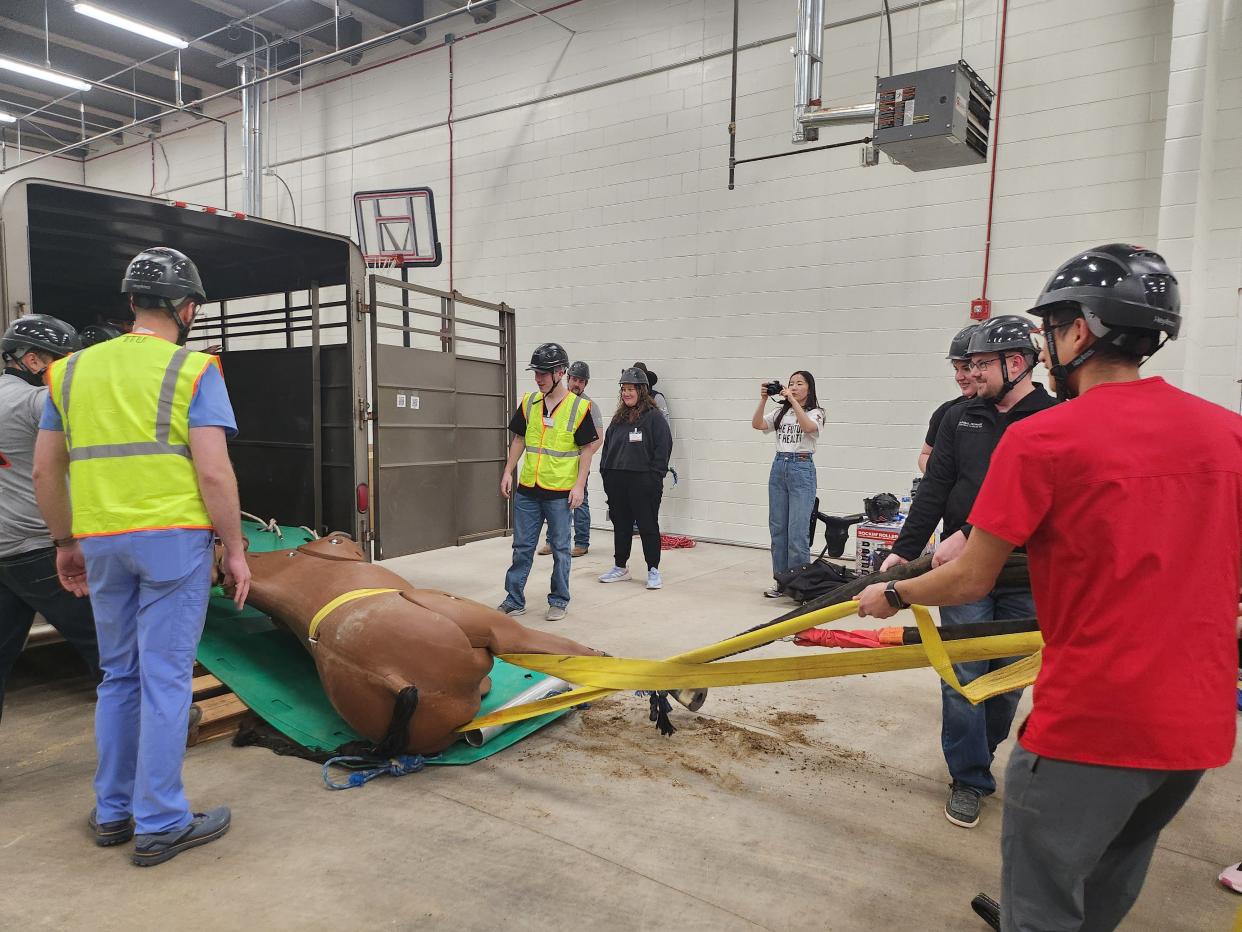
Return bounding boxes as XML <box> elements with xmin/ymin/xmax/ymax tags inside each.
<box><xmin>322</xmin><ymin>754</ymin><xmax>428</xmax><ymax>790</ymax></box>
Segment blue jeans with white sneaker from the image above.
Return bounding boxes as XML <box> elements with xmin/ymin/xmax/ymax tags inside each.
<box><xmin>503</xmin><ymin>491</ymin><xmax>571</xmax><ymax>612</ymax></box>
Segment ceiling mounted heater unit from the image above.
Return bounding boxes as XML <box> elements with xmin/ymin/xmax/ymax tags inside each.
<box><xmin>872</xmin><ymin>60</ymin><xmax>994</xmax><ymax>171</ymax></box>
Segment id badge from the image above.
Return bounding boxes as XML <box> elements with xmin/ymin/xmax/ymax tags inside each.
<box><xmin>542</xmin><ymin>416</ymin><xmax>555</xmax><ymax>428</ymax></box>
<box><xmin>629</xmin><ymin>429</ymin><xmax>642</xmax><ymax>442</ymax></box>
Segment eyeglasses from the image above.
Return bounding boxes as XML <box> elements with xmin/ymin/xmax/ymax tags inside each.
<box><xmin>967</xmin><ymin>357</ymin><xmax>1000</xmax><ymax>373</ymax></box>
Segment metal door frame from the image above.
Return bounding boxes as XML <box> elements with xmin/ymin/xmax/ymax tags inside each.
<box><xmin>367</xmin><ymin>275</ymin><xmax>516</xmax><ymax>559</ymax></box>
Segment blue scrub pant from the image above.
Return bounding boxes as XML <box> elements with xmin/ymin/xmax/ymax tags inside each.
<box><xmin>82</xmin><ymin>529</ymin><xmax>214</xmax><ymax>835</ymax></box>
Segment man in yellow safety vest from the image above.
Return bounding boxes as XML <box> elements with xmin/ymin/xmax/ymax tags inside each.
<box><xmin>498</xmin><ymin>342</ymin><xmax>600</xmax><ymax>621</ymax></box>
<box><xmin>33</xmin><ymin>246</ymin><xmax>249</xmax><ymax>867</ymax></box>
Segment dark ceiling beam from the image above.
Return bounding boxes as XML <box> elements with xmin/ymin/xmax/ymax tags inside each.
<box><xmin>433</xmin><ymin>0</ymin><xmax>498</xmax><ymax>24</ymax></box>
<box><xmin>329</xmin><ymin>2</ymin><xmax>427</xmax><ymax>44</ymax></box>
<box><xmin>0</xmin><ymin>80</ymin><xmax>154</xmax><ymax>124</ymax></box>
<box><xmin>0</xmin><ymin>124</ymin><xmax>88</xmax><ymax>158</ymax></box>
<box><xmin>186</xmin><ymin>0</ymin><xmax>338</xmax><ymax>56</ymax></box>
<box><xmin>0</xmin><ymin>100</ymin><xmax>121</xmax><ymax>142</ymax></box>
<box><xmin>0</xmin><ymin>14</ymin><xmax>230</xmax><ymax>96</ymax></box>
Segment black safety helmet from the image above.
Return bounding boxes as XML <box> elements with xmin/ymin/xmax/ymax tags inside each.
<box><xmin>967</xmin><ymin>315</ymin><xmax>1038</xmax><ymax>403</ymax></box>
<box><xmin>567</xmin><ymin>360</ymin><xmax>590</xmax><ymax>381</ymax></box>
<box><xmin>1028</xmin><ymin>244</ymin><xmax>1180</xmax><ymax>399</ymax></box>
<box><xmin>2</xmin><ymin>314</ymin><xmax>81</xmax><ymax>363</ymax></box>
<box><xmin>526</xmin><ymin>342</ymin><xmax>570</xmax><ymax>372</ymax></box>
<box><xmin>1029</xmin><ymin>244</ymin><xmax>1180</xmax><ymax>340</ymax></box>
<box><xmin>122</xmin><ymin>247</ymin><xmax>206</xmax><ymax>304</ymax></box>
<box><xmin>122</xmin><ymin>247</ymin><xmax>205</xmax><ymax>346</ymax></box>
<box><xmin>80</xmin><ymin>323</ymin><xmax>124</xmax><ymax>348</ymax></box>
<box><xmin>619</xmin><ymin>367</ymin><xmax>649</xmax><ymax>386</ymax></box>
<box><xmin>967</xmin><ymin>315</ymin><xmax>1039</xmax><ymax>357</ymax></box>
<box><xmin>946</xmin><ymin>324</ymin><xmax>980</xmax><ymax>361</ymax></box>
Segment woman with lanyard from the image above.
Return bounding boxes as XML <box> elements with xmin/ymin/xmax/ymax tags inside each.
<box><xmin>598</xmin><ymin>368</ymin><xmax>672</xmax><ymax>591</ymax></box>
<box><xmin>752</xmin><ymin>371</ymin><xmax>824</xmax><ymax>598</ymax></box>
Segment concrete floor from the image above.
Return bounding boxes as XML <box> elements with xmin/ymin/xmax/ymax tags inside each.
<box><xmin>2</xmin><ymin>537</ymin><xmax>1239</xmax><ymax>931</ymax></box>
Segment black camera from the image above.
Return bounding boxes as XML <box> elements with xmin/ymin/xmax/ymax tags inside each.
<box><xmin>764</xmin><ymin>380</ymin><xmax>784</xmax><ymax>397</ymax></box>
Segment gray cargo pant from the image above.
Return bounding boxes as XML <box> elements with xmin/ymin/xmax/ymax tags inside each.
<box><xmin>1000</xmin><ymin>744</ymin><xmax>1203</xmax><ymax>932</ymax></box>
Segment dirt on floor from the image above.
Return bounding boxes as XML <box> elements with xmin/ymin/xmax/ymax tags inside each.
<box><xmin>511</xmin><ymin>696</ymin><xmax>879</xmax><ymax>795</ymax></box>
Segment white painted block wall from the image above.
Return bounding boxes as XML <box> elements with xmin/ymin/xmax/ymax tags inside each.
<box><xmin>27</xmin><ymin>0</ymin><xmax>1236</xmax><ymax>547</ymax></box>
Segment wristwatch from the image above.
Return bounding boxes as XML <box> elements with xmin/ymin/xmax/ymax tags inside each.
<box><xmin>52</xmin><ymin>535</ymin><xmax>78</xmax><ymax>548</ymax></box>
<box><xmin>883</xmin><ymin>580</ymin><xmax>909</xmax><ymax>610</ymax></box>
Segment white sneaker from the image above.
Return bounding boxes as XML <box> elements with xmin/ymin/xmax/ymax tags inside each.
<box><xmin>646</xmin><ymin>568</ymin><xmax>662</xmax><ymax>590</ymax></box>
<box><xmin>599</xmin><ymin>566</ymin><xmax>631</xmax><ymax>583</ymax></box>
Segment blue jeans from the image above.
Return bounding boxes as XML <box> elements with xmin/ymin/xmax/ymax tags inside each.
<box><xmin>546</xmin><ymin>484</ymin><xmax>590</xmax><ymax>549</ymax></box>
<box><xmin>504</xmin><ymin>491</ymin><xmax>571</xmax><ymax>611</ymax></box>
<box><xmin>768</xmin><ymin>453</ymin><xmax>817</xmax><ymax>578</ymax></box>
<box><xmin>939</xmin><ymin>585</ymin><xmax>1035</xmax><ymax>795</ymax></box>
<box><xmin>82</xmin><ymin>529</ymin><xmax>214</xmax><ymax>834</ymax></box>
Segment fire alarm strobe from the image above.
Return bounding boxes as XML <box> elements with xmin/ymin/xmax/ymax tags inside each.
<box><xmin>873</xmin><ymin>60</ymin><xmax>995</xmax><ymax>172</ymax></box>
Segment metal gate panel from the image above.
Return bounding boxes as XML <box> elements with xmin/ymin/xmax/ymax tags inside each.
<box><xmin>368</xmin><ymin>277</ymin><xmax>515</xmax><ymax>561</ymax></box>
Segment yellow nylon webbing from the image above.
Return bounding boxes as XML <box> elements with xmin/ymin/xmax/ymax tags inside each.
<box><xmin>456</xmin><ymin>602</ymin><xmax>1044</xmax><ymax>732</ymax></box>
<box><xmin>307</xmin><ymin>588</ymin><xmax>400</xmax><ymax>640</ymax></box>
<box><xmin>498</xmin><ymin>632</ymin><xmax>1043</xmax><ymax>689</ymax></box>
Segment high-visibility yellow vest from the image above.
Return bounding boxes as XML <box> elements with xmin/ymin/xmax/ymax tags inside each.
<box><xmin>46</xmin><ymin>333</ymin><xmax>218</xmax><ymax>537</ymax></box>
<box><xmin>518</xmin><ymin>390</ymin><xmax>590</xmax><ymax>492</ymax></box>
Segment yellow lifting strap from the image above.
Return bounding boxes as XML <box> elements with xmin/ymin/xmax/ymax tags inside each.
<box><xmin>307</xmin><ymin>588</ymin><xmax>400</xmax><ymax>641</ymax></box>
<box><xmin>456</xmin><ymin>602</ymin><xmax>1043</xmax><ymax>733</ymax></box>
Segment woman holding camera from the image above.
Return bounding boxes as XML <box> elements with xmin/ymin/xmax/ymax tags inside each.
<box><xmin>598</xmin><ymin>368</ymin><xmax>673</xmax><ymax>590</ymax></box>
<box><xmin>752</xmin><ymin>371</ymin><xmax>824</xmax><ymax>598</ymax></box>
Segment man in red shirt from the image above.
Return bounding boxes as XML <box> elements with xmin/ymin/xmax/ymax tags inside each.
<box><xmin>858</xmin><ymin>244</ymin><xmax>1242</xmax><ymax>931</ymax></box>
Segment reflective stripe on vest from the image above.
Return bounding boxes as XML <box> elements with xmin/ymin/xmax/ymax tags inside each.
<box><xmin>48</xmin><ymin>335</ymin><xmax>217</xmax><ymax>537</ymax></box>
<box><xmin>518</xmin><ymin>390</ymin><xmax>590</xmax><ymax>491</ymax></box>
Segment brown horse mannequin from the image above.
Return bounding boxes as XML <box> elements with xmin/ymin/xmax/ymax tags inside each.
<box><xmin>218</xmin><ymin>533</ymin><xmax>604</xmax><ymax>755</ymax></box>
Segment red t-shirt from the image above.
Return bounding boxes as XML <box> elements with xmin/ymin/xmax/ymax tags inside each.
<box><xmin>969</xmin><ymin>377</ymin><xmax>1242</xmax><ymax>770</ymax></box>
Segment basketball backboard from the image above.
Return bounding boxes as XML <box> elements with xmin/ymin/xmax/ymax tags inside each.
<box><xmin>353</xmin><ymin>187</ymin><xmax>442</xmax><ymax>268</ymax></box>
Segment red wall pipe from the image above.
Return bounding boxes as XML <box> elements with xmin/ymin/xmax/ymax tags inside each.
<box><xmin>972</xmin><ymin>0</ymin><xmax>1010</xmax><ymax>320</ymax></box>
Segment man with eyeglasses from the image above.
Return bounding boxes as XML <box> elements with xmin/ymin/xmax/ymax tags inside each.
<box><xmin>880</xmin><ymin>314</ymin><xmax>1055</xmax><ymax>829</ymax></box>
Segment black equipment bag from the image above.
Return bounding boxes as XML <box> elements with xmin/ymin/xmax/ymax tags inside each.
<box><xmin>775</xmin><ymin>560</ymin><xmax>859</xmax><ymax>604</ymax></box>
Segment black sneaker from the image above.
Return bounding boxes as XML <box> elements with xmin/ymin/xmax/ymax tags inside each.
<box><xmin>945</xmin><ymin>782</ymin><xmax>983</xmax><ymax>828</ymax></box>
<box><xmin>88</xmin><ymin>808</ymin><xmax>135</xmax><ymax>846</ymax></box>
<box><xmin>970</xmin><ymin>893</ymin><xmax>1001</xmax><ymax>930</ymax></box>
<box><xmin>132</xmin><ymin>806</ymin><xmax>231</xmax><ymax>867</ymax></box>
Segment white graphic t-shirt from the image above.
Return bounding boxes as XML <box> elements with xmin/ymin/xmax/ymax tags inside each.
<box><xmin>763</xmin><ymin>405</ymin><xmax>824</xmax><ymax>454</ymax></box>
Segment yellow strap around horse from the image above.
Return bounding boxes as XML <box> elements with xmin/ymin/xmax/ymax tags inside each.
<box><xmin>308</xmin><ymin>588</ymin><xmax>400</xmax><ymax>640</ymax></box>
<box><xmin>457</xmin><ymin>602</ymin><xmax>1043</xmax><ymax>733</ymax></box>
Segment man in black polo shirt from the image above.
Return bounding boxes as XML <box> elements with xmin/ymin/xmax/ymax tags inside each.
<box><xmin>918</xmin><ymin>324</ymin><xmax>980</xmax><ymax>473</ymax></box>
<box><xmin>881</xmin><ymin>315</ymin><xmax>1055</xmax><ymax>829</ymax></box>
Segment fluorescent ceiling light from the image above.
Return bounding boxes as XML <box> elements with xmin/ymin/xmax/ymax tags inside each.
<box><xmin>74</xmin><ymin>3</ymin><xmax>189</xmax><ymax>49</ymax></box>
<box><xmin>0</xmin><ymin>113</ymin><xmax>16</xmax><ymax>123</ymax></box>
<box><xmin>0</xmin><ymin>56</ymin><xmax>92</xmax><ymax>92</ymax></box>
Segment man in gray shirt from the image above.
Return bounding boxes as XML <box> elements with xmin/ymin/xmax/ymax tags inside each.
<box><xmin>539</xmin><ymin>360</ymin><xmax>604</xmax><ymax>558</ymax></box>
<box><xmin>0</xmin><ymin>316</ymin><xmax>99</xmax><ymax>722</ymax></box>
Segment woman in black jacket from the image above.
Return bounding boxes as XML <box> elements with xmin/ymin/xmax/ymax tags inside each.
<box><xmin>598</xmin><ymin>367</ymin><xmax>673</xmax><ymax>590</ymax></box>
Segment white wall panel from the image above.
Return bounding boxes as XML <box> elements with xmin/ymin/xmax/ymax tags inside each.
<box><xmin>44</xmin><ymin>0</ymin><xmax>1240</xmax><ymax>546</ymax></box>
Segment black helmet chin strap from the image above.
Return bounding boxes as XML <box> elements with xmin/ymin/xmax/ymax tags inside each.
<box><xmin>163</xmin><ymin>298</ymin><xmax>195</xmax><ymax>346</ymax></box>
<box><xmin>993</xmin><ymin>350</ymin><xmax>1035</xmax><ymax>404</ymax></box>
<box><xmin>4</xmin><ymin>350</ymin><xmax>51</xmax><ymax>386</ymax></box>
<box><xmin>1044</xmin><ymin>318</ymin><xmax>1169</xmax><ymax>402</ymax></box>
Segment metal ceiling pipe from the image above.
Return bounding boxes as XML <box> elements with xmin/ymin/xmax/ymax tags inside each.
<box><xmin>799</xmin><ymin>101</ymin><xmax>876</xmax><ymax>129</ymax></box>
<box><xmin>240</xmin><ymin>60</ymin><xmax>263</xmax><ymax>216</ymax></box>
<box><xmin>1</xmin><ymin>0</ymin><xmax>500</xmax><ymax>170</ymax></box>
<box><xmin>791</xmin><ymin>0</ymin><xmax>824</xmax><ymax>143</ymax></box>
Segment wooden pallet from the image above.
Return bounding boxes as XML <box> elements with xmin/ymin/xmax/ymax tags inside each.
<box><xmin>188</xmin><ymin>666</ymin><xmax>254</xmax><ymax>747</ymax></box>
